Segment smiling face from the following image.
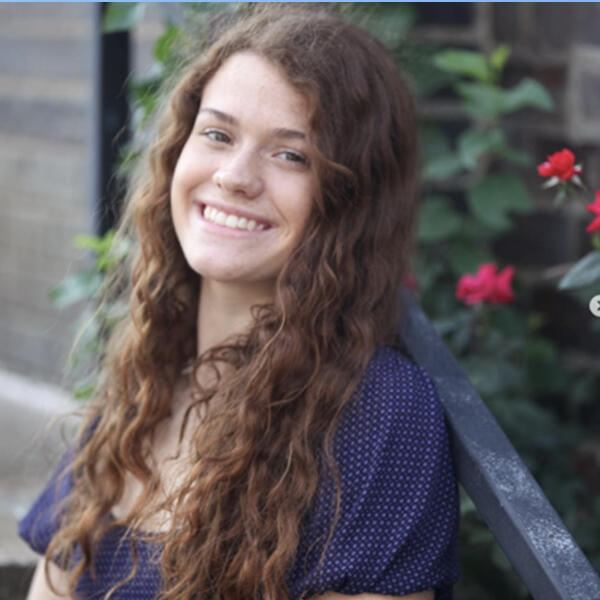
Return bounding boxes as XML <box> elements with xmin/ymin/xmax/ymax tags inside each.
<box><xmin>170</xmin><ymin>51</ymin><xmax>317</xmax><ymax>295</ymax></box>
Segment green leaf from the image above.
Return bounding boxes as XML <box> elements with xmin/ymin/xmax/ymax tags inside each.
<box><xmin>433</xmin><ymin>49</ymin><xmax>494</xmax><ymax>83</ymax></box>
<box><xmin>455</xmin><ymin>78</ymin><xmax>553</xmax><ymax>118</ymax></box>
<box><xmin>99</xmin><ymin>237</ymin><xmax>131</xmax><ymax>272</ymax></box>
<box><xmin>422</xmin><ymin>154</ymin><xmax>463</xmax><ymax>181</ymax></box>
<box><xmin>417</xmin><ymin>195</ymin><xmax>463</xmax><ymax>243</ymax></box>
<box><xmin>154</xmin><ymin>23</ymin><xmax>179</xmax><ymax>64</ymax></box>
<box><xmin>502</xmin><ymin>77</ymin><xmax>554</xmax><ymax>112</ymax></box>
<box><xmin>130</xmin><ymin>75</ymin><xmax>162</xmax><ymax>104</ymax></box>
<box><xmin>489</xmin><ymin>44</ymin><xmax>511</xmax><ymax>73</ymax></box>
<box><xmin>73</xmin><ymin>233</ymin><xmax>110</xmax><ymax>254</ymax></box>
<box><xmin>558</xmin><ymin>251</ymin><xmax>600</xmax><ymax>289</ymax></box>
<box><xmin>129</xmin><ymin>74</ymin><xmax>162</xmax><ymax>127</ymax></box>
<box><xmin>49</xmin><ymin>271</ymin><xmax>103</xmax><ymax>309</ymax></box>
<box><xmin>467</xmin><ymin>174</ymin><xmax>532</xmax><ymax>232</ymax></box>
<box><xmin>457</xmin><ymin>128</ymin><xmax>506</xmax><ymax>169</ymax></box>
<box><xmin>103</xmin><ymin>3</ymin><xmax>146</xmax><ymax>34</ymax></box>
<box><xmin>455</xmin><ymin>82</ymin><xmax>505</xmax><ymax>118</ymax></box>
<box><xmin>448</xmin><ymin>239</ymin><xmax>493</xmax><ymax>275</ymax></box>
<box><xmin>496</xmin><ymin>146</ymin><xmax>532</xmax><ymax>167</ymax></box>
<box><xmin>73</xmin><ymin>381</ymin><xmax>97</xmax><ymax>401</ymax></box>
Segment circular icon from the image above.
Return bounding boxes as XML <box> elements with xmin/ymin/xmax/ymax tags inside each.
<box><xmin>590</xmin><ymin>295</ymin><xmax>600</xmax><ymax>318</ymax></box>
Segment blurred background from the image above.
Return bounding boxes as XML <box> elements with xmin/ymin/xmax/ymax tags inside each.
<box><xmin>0</xmin><ymin>3</ymin><xmax>599</xmax><ymax>599</ymax></box>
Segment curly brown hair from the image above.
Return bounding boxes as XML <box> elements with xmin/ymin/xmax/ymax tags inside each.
<box><xmin>44</xmin><ymin>5</ymin><xmax>419</xmax><ymax>600</ymax></box>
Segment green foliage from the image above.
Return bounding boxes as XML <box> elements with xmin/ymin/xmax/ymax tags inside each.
<box><xmin>467</xmin><ymin>173</ymin><xmax>532</xmax><ymax>232</ymax></box>
<box><xmin>454</xmin><ymin>78</ymin><xmax>554</xmax><ymax>119</ymax></box>
<box><xmin>50</xmin><ymin>230</ymin><xmax>130</xmax><ymax>399</ymax></box>
<box><xmin>154</xmin><ymin>23</ymin><xmax>179</xmax><ymax>63</ymax></box>
<box><xmin>489</xmin><ymin>44</ymin><xmax>511</xmax><ymax>73</ymax></box>
<box><xmin>434</xmin><ymin>49</ymin><xmax>497</xmax><ymax>84</ymax></box>
<box><xmin>49</xmin><ymin>270</ymin><xmax>103</xmax><ymax>310</ymax></box>
<box><xmin>559</xmin><ymin>250</ymin><xmax>600</xmax><ymax>290</ymax></box>
<box><xmin>434</xmin><ymin>46</ymin><xmax>554</xmax><ymax>119</ymax></box>
<box><xmin>457</xmin><ymin>128</ymin><xmax>506</xmax><ymax>169</ymax></box>
<box><xmin>417</xmin><ymin>195</ymin><xmax>463</xmax><ymax>243</ymax></box>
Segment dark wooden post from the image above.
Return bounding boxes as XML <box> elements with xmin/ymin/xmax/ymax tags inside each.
<box><xmin>91</xmin><ymin>2</ymin><xmax>130</xmax><ymax>236</ymax></box>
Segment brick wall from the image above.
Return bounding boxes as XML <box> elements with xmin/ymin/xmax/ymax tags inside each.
<box><xmin>0</xmin><ymin>3</ymin><xmax>93</xmax><ymax>382</ymax></box>
<box><xmin>0</xmin><ymin>3</ymin><xmax>161</xmax><ymax>383</ymax></box>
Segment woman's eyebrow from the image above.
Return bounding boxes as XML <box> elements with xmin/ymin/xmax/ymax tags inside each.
<box><xmin>198</xmin><ymin>107</ymin><xmax>307</xmax><ymax>141</ymax></box>
<box><xmin>198</xmin><ymin>107</ymin><xmax>236</xmax><ymax>126</ymax></box>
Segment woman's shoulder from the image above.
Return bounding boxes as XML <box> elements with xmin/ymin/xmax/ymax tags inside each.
<box><xmin>334</xmin><ymin>344</ymin><xmax>447</xmax><ymax>457</ymax></box>
<box><xmin>358</xmin><ymin>344</ymin><xmax>442</xmax><ymax>415</ymax></box>
<box><xmin>293</xmin><ymin>345</ymin><xmax>459</xmax><ymax>598</ymax></box>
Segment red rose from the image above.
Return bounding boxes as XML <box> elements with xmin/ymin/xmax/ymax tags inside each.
<box><xmin>585</xmin><ymin>190</ymin><xmax>600</xmax><ymax>233</ymax></box>
<box><xmin>489</xmin><ymin>265</ymin><xmax>515</xmax><ymax>303</ymax></box>
<box><xmin>456</xmin><ymin>263</ymin><xmax>497</xmax><ymax>305</ymax></box>
<box><xmin>456</xmin><ymin>263</ymin><xmax>515</xmax><ymax>305</ymax></box>
<box><xmin>537</xmin><ymin>148</ymin><xmax>582</xmax><ymax>181</ymax></box>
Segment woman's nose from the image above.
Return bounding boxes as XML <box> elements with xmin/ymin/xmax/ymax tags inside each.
<box><xmin>212</xmin><ymin>148</ymin><xmax>264</xmax><ymax>198</ymax></box>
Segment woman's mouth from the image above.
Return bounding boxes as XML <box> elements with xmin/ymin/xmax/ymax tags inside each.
<box><xmin>195</xmin><ymin>202</ymin><xmax>273</xmax><ymax>233</ymax></box>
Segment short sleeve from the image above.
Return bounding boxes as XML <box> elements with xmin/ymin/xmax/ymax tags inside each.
<box><xmin>287</xmin><ymin>346</ymin><xmax>460</xmax><ymax>600</ymax></box>
<box><xmin>18</xmin><ymin>449</ymin><xmax>75</xmax><ymax>556</ymax></box>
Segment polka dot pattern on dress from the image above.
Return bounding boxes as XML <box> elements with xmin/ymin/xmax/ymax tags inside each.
<box><xmin>287</xmin><ymin>345</ymin><xmax>460</xmax><ymax>600</ymax></box>
<box><xmin>18</xmin><ymin>345</ymin><xmax>460</xmax><ymax>599</ymax></box>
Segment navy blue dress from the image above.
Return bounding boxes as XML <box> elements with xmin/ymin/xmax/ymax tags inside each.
<box><xmin>18</xmin><ymin>346</ymin><xmax>460</xmax><ymax>599</ymax></box>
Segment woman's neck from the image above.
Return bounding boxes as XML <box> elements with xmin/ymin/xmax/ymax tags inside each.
<box><xmin>196</xmin><ymin>278</ymin><xmax>274</xmax><ymax>356</ymax></box>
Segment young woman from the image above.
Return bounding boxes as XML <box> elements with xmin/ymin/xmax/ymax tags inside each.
<box><xmin>20</xmin><ymin>6</ymin><xmax>460</xmax><ymax>600</ymax></box>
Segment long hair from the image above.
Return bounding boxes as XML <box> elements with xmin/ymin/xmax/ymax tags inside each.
<box><xmin>44</xmin><ymin>6</ymin><xmax>419</xmax><ymax>600</ymax></box>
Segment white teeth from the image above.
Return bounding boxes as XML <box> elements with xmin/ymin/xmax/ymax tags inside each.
<box><xmin>202</xmin><ymin>205</ymin><xmax>267</xmax><ymax>232</ymax></box>
<box><xmin>225</xmin><ymin>214</ymin><xmax>238</xmax><ymax>228</ymax></box>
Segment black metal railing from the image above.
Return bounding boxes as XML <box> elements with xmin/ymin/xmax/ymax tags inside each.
<box><xmin>397</xmin><ymin>284</ymin><xmax>600</xmax><ymax>600</ymax></box>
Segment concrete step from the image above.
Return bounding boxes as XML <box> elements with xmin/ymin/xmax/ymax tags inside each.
<box><xmin>0</xmin><ymin>365</ymin><xmax>77</xmax><ymax>566</ymax></box>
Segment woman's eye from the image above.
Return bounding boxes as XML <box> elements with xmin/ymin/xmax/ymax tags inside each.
<box><xmin>200</xmin><ymin>129</ymin><xmax>231</xmax><ymax>143</ymax></box>
<box><xmin>279</xmin><ymin>150</ymin><xmax>308</xmax><ymax>165</ymax></box>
